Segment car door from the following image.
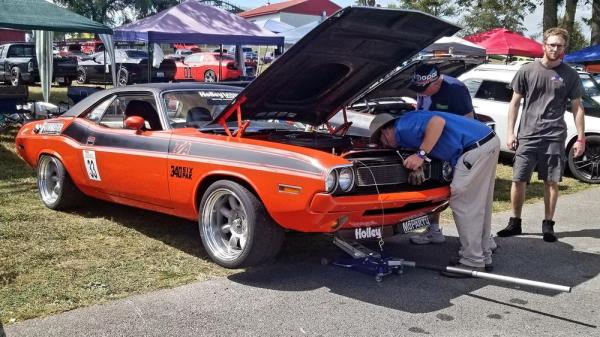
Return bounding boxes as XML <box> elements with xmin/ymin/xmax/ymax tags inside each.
<box><xmin>467</xmin><ymin>79</ymin><xmax>519</xmax><ymax>152</ymax></box>
<box><xmin>78</xmin><ymin>91</ymin><xmax>172</xmax><ymax>207</ymax></box>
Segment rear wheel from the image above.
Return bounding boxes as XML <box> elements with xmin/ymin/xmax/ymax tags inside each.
<box><xmin>204</xmin><ymin>69</ymin><xmax>217</xmax><ymax>82</ymax></box>
<box><xmin>199</xmin><ymin>180</ymin><xmax>284</xmax><ymax>268</ymax></box>
<box><xmin>76</xmin><ymin>67</ymin><xmax>87</xmax><ymax>84</ymax></box>
<box><xmin>117</xmin><ymin>68</ymin><xmax>129</xmax><ymax>86</ymax></box>
<box><xmin>10</xmin><ymin>67</ymin><xmax>22</xmax><ymax>86</ymax></box>
<box><xmin>37</xmin><ymin>155</ymin><xmax>83</xmax><ymax>210</ymax></box>
<box><xmin>568</xmin><ymin>135</ymin><xmax>600</xmax><ymax>184</ymax></box>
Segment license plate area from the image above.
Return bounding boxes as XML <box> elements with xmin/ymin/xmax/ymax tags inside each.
<box><xmin>396</xmin><ymin>215</ymin><xmax>431</xmax><ymax>234</ymax></box>
<box><xmin>157</xmin><ymin>72</ymin><xmax>164</xmax><ymax>78</ymax></box>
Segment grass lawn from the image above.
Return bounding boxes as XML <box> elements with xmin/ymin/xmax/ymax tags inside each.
<box><xmin>0</xmin><ymin>124</ymin><xmax>594</xmax><ymax>324</ymax></box>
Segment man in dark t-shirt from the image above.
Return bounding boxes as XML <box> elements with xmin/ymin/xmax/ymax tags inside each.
<box><xmin>497</xmin><ymin>27</ymin><xmax>586</xmax><ymax>242</ymax></box>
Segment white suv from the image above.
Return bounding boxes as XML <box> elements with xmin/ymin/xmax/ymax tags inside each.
<box><xmin>458</xmin><ymin>63</ymin><xmax>600</xmax><ymax>184</ymax></box>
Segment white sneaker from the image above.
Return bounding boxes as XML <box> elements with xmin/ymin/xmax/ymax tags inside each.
<box><xmin>409</xmin><ymin>228</ymin><xmax>446</xmax><ymax>245</ymax></box>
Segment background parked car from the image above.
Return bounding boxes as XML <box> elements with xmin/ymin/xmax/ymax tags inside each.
<box><xmin>58</xmin><ymin>44</ymin><xmax>85</xmax><ymax>61</ymax></box>
<box><xmin>77</xmin><ymin>49</ymin><xmax>176</xmax><ymax>86</ymax></box>
<box><xmin>0</xmin><ymin>42</ymin><xmax>78</xmax><ymax>86</ymax></box>
<box><xmin>174</xmin><ymin>52</ymin><xmax>241</xmax><ymax>82</ymax></box>
<box><xmin>458</xmin><ymin>63</ymin><xmax>600</xmax><ymax>183</ymax></box>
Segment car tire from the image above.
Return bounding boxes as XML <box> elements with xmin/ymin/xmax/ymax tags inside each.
<box><xmin>117</xmin><ymin>67</ymin><xmax>129</xmax><ymax>86</ymax></box>
<box><xmin>199</xmin><ymin>180</ymin><xmax>284</xmax><ymax>268</ymax></box>
<box><xmin>37</xmin><ymin>155</ymin><xmax>83</xmax><ymax>210</ymax></box>
<box><xmin>204</xmin><ymin>69</ymin><xmax>217</xmax><ymax>82</ymax></box>
<box><xmin>76</xmin><ymin>67</ymin><xmax>87</xmax><ymax>84</ymax></box>
<box><xmin>58</xmin><ymin>77</ymin><xmax>72</xmax><ymax>87</ymax></box>
<box><xmin>10</xmin><ymin>67</ymin><xmax>22</xmax><ymax>86</ymax></box>
<box><xmin>568</xmin><ymin>135</ymin><xmax>600</xmax><ymax>184</ymax></box>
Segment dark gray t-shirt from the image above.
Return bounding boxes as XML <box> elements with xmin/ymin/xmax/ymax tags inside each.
<box><xmin>511</xmin><ymin>60</ymin><xmax>583</xmax><ymax>140</ymax></box>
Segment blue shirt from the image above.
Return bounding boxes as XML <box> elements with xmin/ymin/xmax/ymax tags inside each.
<box><xmin>417</xmin><ymin>76</ymin><xmax>473</xmax><ymax>116</ymax></box>
<box><xmin>394</xmin><ymin>110</ymin><xmax>492</xmax><ymax>167</ymax></box>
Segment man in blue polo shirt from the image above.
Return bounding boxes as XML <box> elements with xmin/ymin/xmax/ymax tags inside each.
<box><xmin>408</xmin><ymin>64</ymin><xmax>475</xmax><ymax>245</ymax></box>
<box><xmin>370</xmin><ymin>111</ymin><xmax>500</xmax><ymax>275</ymax></box>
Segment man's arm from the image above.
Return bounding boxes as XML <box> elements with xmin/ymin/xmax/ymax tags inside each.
<box><xmin>507</xmin><ymin>91</ymin><xmax>523</xmax><ymax>150</ymax></box>
<box><xmin>571</xmin><ymin>98</ymin><xmax>586</xmax><ymax>157</ymax></box>
<box><xmin>403</xmin><ymin>116</ymin><xmax>445</xmax><ymax>170</ymax></box>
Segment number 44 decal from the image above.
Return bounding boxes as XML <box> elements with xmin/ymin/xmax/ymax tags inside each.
<box><xmin>83</xmin><ymin>150</ymin><xmax>101</xmax><ymax>181</ymax></box>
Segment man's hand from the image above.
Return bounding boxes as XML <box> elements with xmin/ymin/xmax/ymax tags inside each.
<box><xmin>404</xmin><ymin>154</ymin><xmax>424</xmax><ymax>170</ymax></box>
<box><xmin>573</xmin><ymin>139</ymin><xmax>586</xmax><ymax>157</ymax></box>
<box><xmin>408</xmin><ymin>167</ymin><xmax>426</xmax><ymax>185</ymax></box>
<box><xmin>507</xmin><ymin>132</ymin><xmax>517</xmax><ymax>151</ymax></box>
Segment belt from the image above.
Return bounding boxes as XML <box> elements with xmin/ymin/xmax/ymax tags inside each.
<box><xmin>463</xmin><ymin>132</ymin><xmax>495</xmax><ymax>153</ymax></box>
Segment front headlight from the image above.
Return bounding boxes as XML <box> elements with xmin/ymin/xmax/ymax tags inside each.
<box><xmin>338</xmin><ymin>167</ymin><xmax>354</xmax><ymax>192</ymax></box>
<box><xmin>325</xmin><ymin>170</ymin><xmax>337</xmax><ymax>193</ymax></box>
<box><xmin>442</xmin><ymin>162</ymin><xmax>453</xmax><ymax>182</ymax></box>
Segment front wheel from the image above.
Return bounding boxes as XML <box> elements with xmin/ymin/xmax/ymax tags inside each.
<box><xmin>76</xmin><ymin>67</ymin><xmax>87</xmax><ymax>84</ymax></box>
<box><xmin>117</xmin><ymin>68</ymin><xmax>129</xmax><ymax>86</ymax></box>
<box><xmin>10</xmin><ymin>67</ymin><xmax>22</xmax><ymax>86</ymax></box>
<box><xmin>199</xmin><ymin>180</ymin><xmax>284</xmax><ymax>268</ymax></box>
<box><xmin>568</xmin><ymin>135</ymin><xmax>600</xmax><ymax>184</ymax></box>
<box><xmin>37</xmin><ymin>155</ymin><xmax>83</xmax><ymax>209</ymax></box>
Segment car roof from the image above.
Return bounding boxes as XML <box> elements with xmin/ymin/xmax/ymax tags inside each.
<box><xmin>62</xmin><ymin>83</ymin><xmax>243</xmax><ymax>117</ymax></box>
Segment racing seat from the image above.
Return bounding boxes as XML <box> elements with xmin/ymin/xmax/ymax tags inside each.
<box><xmin>185</xmin><ymin>107</ymin><xmax>212</xmax><ymax>128</ymax></box>
<box><xmin>124</xmin><ymin>100</ymin><xmax>162</xmax><ymax>131</ymax></box>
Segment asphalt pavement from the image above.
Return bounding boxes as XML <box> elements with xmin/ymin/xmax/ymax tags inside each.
<box><xmin>3</xmin><ymin>187</ymin><xmax>600</xmax><ymax>337</ymax></box>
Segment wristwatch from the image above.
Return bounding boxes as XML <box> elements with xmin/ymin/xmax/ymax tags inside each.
<box><xmin>416</xmin><ymin>149</ymin><xmax>432</xmax><ymax>162</ymax></box>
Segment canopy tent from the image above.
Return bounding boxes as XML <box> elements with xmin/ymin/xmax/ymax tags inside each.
<box><xmin>114</xmin><ymin>0</ymin><xmax>283</xmax><ymax>46</ymax></box>
<box><xmin>465</xmin><ymin>28</ymin><xmax>543</xmax><ymax>58</ymax></box>
<box><xmin>423</xmin><ymin>35</ymin><xmax>486</xmax><ymax>57</ymax></box>
<box><xmin>564</xmin><ymin>44</ymin><xmax>600</xmax><ymax>64</ymax></box>
<box><xmin>0</xmin><ymin>0</ymin><xmax>114</xmax><ymax>102</ymax></box>
<box><xmin>260</xmin><ymin>19</ymin><xmax>295</xmax><ymax>34</ymax></box>
<box><xmin>278</xmin><ymin>21</ymin><xmax>319</xmax><ymax>46</ymax></box>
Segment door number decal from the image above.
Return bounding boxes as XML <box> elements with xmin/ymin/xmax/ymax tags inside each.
<box><xmin>83</xmin><ymin>150</ymin><xmax>101</xmax><ymax>181</ymax></box>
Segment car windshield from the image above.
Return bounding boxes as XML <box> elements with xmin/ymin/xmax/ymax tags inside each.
<box><xmin>163</xmin><ymin>90</ymin><xmax>239</xmax><ymax>128</ymax></box>
<box><xmin>579</xmin><ymin>73</ymin><xmax>600</xmax><ymax>97</ymax></box>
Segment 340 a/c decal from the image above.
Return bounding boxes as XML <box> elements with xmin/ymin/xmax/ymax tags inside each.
<box><xmin>170</xmin><ymin>165</ymin><xmax>193</xmax><ymax>179</ymax></box>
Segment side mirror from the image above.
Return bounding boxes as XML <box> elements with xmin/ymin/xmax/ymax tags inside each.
<box><xmin>124</xmin><ymin>115</ymin><xmax>145</xmax><ymax>133</ymax></box>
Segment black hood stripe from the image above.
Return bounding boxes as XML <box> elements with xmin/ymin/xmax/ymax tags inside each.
<box><xmin>62</xmin><ymin>121</ymin><xmax>322</xmax><ymax>175</ymax></box>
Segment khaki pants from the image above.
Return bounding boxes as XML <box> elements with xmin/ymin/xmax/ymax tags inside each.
<box><xmin>450</xmin><ymin>135</ymin><xmax>500</xmax><ymax>268</ymax></box>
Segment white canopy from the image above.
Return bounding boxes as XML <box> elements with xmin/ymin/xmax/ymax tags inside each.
<box><xmin>423</xmin><ymin>35</ymin><xmax>486</xmax><ymax>57</ymax></box>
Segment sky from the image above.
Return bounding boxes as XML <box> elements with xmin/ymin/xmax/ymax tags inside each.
<box><xmin>228</xmin><ymin>0</ymin><xmax>594</xmax><ymax>40</ymax></box>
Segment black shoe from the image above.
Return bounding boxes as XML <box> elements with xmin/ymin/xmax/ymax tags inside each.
<box><xmin>497</xmin><ymin>217</ymin><xmax>522</xmax><ymax>237</ymax></box>
<box><xmin>449</xmin><ymin>257</ymin><xmax>493</xmax><ymax>273</ymax></box>
<box><xmin>542</xmin><ymin>220</ymin><xmax>557</xmax><ymax>242</ymax></box>
<box><xmin>440</xmin><ymin>262</ymin><xmax>486</xmax><ymax>278</ymax></box>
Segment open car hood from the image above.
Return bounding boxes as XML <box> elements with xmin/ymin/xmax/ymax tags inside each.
<box><xmin>352</xmin><ymin>57</ymin><xmax>483</xmax><ymax>104</ymax></box>
<box><xmin>213</xmin><ymin>6</ymin><xmax>459</xmax><ymax>126</ymax></box>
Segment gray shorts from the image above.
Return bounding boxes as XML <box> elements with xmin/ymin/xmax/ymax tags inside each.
<box><xmin>513</xmin><ymin>138</ymin><xmax>565</xmax><ymax>182</ymax></box>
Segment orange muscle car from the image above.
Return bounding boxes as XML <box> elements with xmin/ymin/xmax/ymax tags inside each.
<box><xmin>16</xmin><ymin>7</ymin><xmax>459</xmax><ymax>268</ymax></box>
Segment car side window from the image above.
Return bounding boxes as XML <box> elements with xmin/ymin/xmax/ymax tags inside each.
<box><xmin>474</xmin><ymin>80</ymin><xmax>513</xmax><ymax>103</ymax></box>
<box><xmin>462</xmin><ymin>78</ymin><xmax>482</xmax><ymax>97</ymax></box>
<box><xmin>98</xmin><ymin>94</ymin><xmax>161</xmax><ymax>130</ymax></box>
<box><xmin>7</xmin><ymin>45</ymin><xmax>22</xmax><ymax>57</ymax></box>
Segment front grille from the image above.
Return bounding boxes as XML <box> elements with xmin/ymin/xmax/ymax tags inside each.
<box><xmin>356</xmin><ymin>164</ymin><xmax>407</xmax><ymax>186</ymax></box>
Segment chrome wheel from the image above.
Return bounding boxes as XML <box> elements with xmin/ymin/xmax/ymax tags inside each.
<box><xmin>38</xmin><ymin>156</ymin><xmax>63</xmax><ymax>205</ymax></box>
<box><xmin>10</xmin><ymin>67</ymin><xmax>21</xmax><ymax>86</ymax></box>
<box><xmin>76</xmin><ymin>67</ymin><xmax>87</xmax><ymax>84</ymax></box>
<box><xmin>204</xmin><ymin>69</ymin><xmax>217</xmax><ymax>82</ymax></box>
<box><xmin>201</xmin><ymin>188</ymin><xmax>248</xmax><ymax>262</ymax></box>
<box><xmin>569</xmin><ymin>135</ymin><xmax>600</xmax><ymax>184</ymax></box>
<box><xmin>117</xmin><ymin>68</ymin><xmax>129</xmax><ymax>86</ymax></box>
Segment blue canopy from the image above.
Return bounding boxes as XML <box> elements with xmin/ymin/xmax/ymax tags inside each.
<box><xmin>564</xmin><ymin>44</ymin><xmax>600</xmax><ymax>64</ymax></box>
<box><xmin>114</xmin><ymin>0</ymin><xmax>283</xmax><ymax>46</ymax></box>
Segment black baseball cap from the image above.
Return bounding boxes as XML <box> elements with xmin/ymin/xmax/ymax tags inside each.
<box><xmin>409</xmin><ymin>64</ymin><xmax>440</xmax><ymax>92</ymax></box>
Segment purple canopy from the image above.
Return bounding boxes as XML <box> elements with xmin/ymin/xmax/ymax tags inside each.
<box><xmin>114</xmin><ymin>0</ymin><xmax>283</xmax><ymax>46</ymax></box>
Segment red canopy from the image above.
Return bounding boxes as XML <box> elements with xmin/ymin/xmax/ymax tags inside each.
<box><xmin>464</xmin><ymin>28</ymin><xmax>543</xmax><ymax>58</ymax></box>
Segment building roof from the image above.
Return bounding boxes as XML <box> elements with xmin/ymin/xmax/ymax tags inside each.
<box><xmin>239</xmin><ymin>0</ymin><xmax>342</xmax><ymax>19</ymax></box>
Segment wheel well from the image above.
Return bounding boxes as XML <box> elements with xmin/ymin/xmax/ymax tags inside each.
<box><xmin>195</xmin><ymin>174</ymin><xmax>261</xmax><ymax>212</ymax></box>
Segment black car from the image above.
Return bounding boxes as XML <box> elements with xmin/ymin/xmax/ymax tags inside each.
<box><xmin>0</xmin><ymin>43</ymin><xmax>78</xmax><ymax>86</ymax></box>
<box><xmin>76</xmin><ymin>49</ymin><xmax>177</xmax><ymax>86</ymax></box>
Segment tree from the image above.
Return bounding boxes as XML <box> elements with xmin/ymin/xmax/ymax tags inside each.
<box><xmin>130</xmin><ymin>0</ymin><xmax>182</xmax><ymax>20</ymax></box>
<box><xmin>559</xmin><ymin>17</ymin><xmax>588</xmax><ymax>51</ymax></box>
<box><xmin>456</xmin><ymin>0</ymin><xmax>537</xmax><ymax>36</ymax></box>
<box><xmin>54</xmin><ymin>0</ymin><xmax>128</xmax><ymax>26</ymax></box>
<box><xmin>592</xmin><ymin>0</ymin><xmax>600</xmax><ymax>44</ymax></box>
<box><xmin>543</xmin><ymin>0</ymin><xmax>559</xmax><ymax>32</ymax></box>
<box><xmin>396</xmin><ymin>0</ymin><xmax>457</xmax><ymax>17</ymax></box>
<box><xmin>563</xmin><ymin>0</ymin><xmax>579</xmax><ymax>52</ymax></box>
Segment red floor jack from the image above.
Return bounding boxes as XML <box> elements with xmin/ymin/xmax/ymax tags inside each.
<box><xmin>324</xmin><ymin>236</ymin><xmax>571</xmax><ymax>293</ymax></box>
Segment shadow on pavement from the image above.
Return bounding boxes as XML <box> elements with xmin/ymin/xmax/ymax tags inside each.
<box><xmin>0</xmin><ymin>321</ymin><xmax>5</xmax><ymax>337</ymax></box>
<box><xmin>228</xmin><ymin>231</ymin><xmax>600</xmax><ymax>317</ymax></box>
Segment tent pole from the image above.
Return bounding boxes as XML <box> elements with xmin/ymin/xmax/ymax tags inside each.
<box><xmin>219</xmin><ymin>44</ymin><xmax>223</xmax><ymax>82</ymax></box>
<box><xmin>147</xmin><ymin>42</ymin><xmax>152</xmax><ymax>83</ymax></box>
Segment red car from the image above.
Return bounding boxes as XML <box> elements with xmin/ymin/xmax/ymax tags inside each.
<box><xmin>175</xmin><ymin>52</ymin><xmax>241</xmax><ymax>82</ymax></box>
